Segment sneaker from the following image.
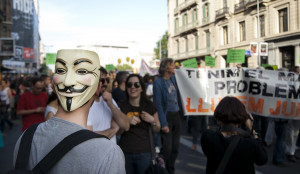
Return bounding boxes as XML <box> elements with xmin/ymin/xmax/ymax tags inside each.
<box><xmin>287</xmin><ymin>155</ymin><xmax>297</xmax><ymax>163</ymax></box>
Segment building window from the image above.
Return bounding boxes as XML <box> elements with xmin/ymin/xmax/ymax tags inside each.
<box><xmin>193</xmin><ymin>9</ymin><xmax>198</xmax><ymax>23</ymax></box>
<box><xmin>182</xmin><ymin>13</ymin><xmax>188</xmax><ymax>26</ymax></box>
<box><xmin>206</xmin><ymin>30</ymin><xmax>210</xmax><ymax>47</ymax></box>
<box><xmin>185</xmin><ymin>37</ymin><xmax>189</xmax><ymax>52</ymax></box>
<box><xmin>223</xmin><ymin>26</ymin><xmax>228</xmax><ymax>45</ymax></box>
<box><xmin>279</xmin><ymin>8</ymin><xmax>288</xmax><ymax>33</ymax></box>
<box><xmin>260</xmin><ymin>15</ymin><xmax>265</xmax><ymax>37</ymax></box>
<box><xmin>176</xmin><ymin>0</ymin><xmax>178</xmax><ymax>7</ymax></box>
<box><xmin>195</xmin><ymin>34</ymin><xmax>199</xmax><ymax>50</ymax></box>
<box><xmin>239</xmin><ymin>21</ymin><xmax>246</xmax><ymax>41</ymax></box>
<box><xmin>177</xmin><ymin>40</ymin><xmax>180</xmax><ymax>54</ymax></box>
<box><xmin>203</xmin><ymin>3</ymin><xmax>209</xmax><ymax>18</ymax></box>
<box><xmin>174</xmin><ymin>18</ymin><xmax>179</xmax><ymax>33</ymax></box>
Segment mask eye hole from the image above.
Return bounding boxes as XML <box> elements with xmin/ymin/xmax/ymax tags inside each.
<box><xmin>77</xmin><ymin>69</ymin><xmax>88</xmax><ymax>75</ymax></box>
<box><xmin>56</xmin><ymin>68</ymin><xmax>66</xmax><ymax>74</ymax></box>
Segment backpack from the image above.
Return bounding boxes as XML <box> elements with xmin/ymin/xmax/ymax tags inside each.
<box><xmin>7</xmin><ymin>123</ymin><xmax>108</xmax><ymax>174</ymax></box>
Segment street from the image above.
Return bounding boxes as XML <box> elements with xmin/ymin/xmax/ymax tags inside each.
<box><xmin>1</xmin><ymin>118</ymin><xmax>300</xmax><ymax>174</ymax></box>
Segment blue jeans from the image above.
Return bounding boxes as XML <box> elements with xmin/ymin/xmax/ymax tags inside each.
<box><xmin>125</xmin><ymin>152</ymin><xmax>152</xmax><ymax>174</ymax></box>
<box><xmin>273</xmin><ymin>120</ymin><xmax>288</xmax><ymax>164</ymax></box>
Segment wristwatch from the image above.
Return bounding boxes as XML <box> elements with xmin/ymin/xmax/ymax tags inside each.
<box><xmin>152</xmin><ymin>121</ymin><xmax>157</xmax><ymax>127</ymax></box>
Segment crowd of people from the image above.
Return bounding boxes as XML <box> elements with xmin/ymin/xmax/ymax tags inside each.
<box><xmin>1</xmin><ymin>49</ymin><xmax>300</xmax><ymax>173</ymax></box>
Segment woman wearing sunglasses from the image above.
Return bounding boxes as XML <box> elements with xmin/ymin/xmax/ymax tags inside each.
<box><xmin>118</xmin><ymin>74</ymin><xmax>161</xmax><ymax>174</ymax></box>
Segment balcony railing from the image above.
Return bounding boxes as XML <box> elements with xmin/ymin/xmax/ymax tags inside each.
<box><xmin>172</xmin><ymin>47</ymin><xmax>210</xmax><ymax>60</ymax></box>
<box><xmin>202</xmin><ymin>17</ymin><xmax>209</xmax><ymax>25</ymax></box>
<box><xmin>178</xmin><ymin>21</ymin><xmax>198</xmax><ymax>34</ymax></box>
<box><xmin>234</xmin><ymin>0</ymin><xmax>246</xmax><ymax>13</ymax></box>
<box><xmin>216</xmin><ymin>7</ymin><xmax>229</xmax><ymax>19</ymax></box>
<box><xmin>178</xmin><ymin>0</ymin><xmax>197</xmax><ymax>12</ymax></box>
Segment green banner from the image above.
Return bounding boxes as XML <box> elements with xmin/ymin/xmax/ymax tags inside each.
<box><xmin>182</xmin><ymin>58</ymin><xmax>198</xmax><ymax>68</ymax></box>
<box><xmin>227</xmin><ymin>49</ymin><xmax>245</xmax><ymax>63</ymax></box>
<box><xmin>261</xmin><ymin>64</ymin><xmax>278</xmax><ymax>71</ymax></box>
<box><xmin>46</xmin><ymin>53</ymin><xmax>57</xmax><ymax>65</ymax></box>
<box><xmin>105</xmin><ymin>64</ymin><xmax>115</xmax><ymax>71</ymax></box>
<box><xmin>205</xmin><ymin>56</ymin><xmax>215</xmax><ymax>67</ymax></box>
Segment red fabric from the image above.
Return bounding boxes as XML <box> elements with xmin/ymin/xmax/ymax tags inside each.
<box><xmin>17</xmin><ymin>91</ymin><xmax>48</xmax><ymax>132</ymax></box>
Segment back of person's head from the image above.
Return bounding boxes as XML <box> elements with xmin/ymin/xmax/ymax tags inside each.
<box><xmin>100</xmin><ymin>66</ymin><xmax>108</xmax><ymax>77</ymax></box>
<box><xmin>116</xmin><ymin>71</ymin><xmax>129</xmax><ymax>86</ymax></box>
<box><xmin>214</xmin><ymin>96</ymin><xmax>249</xmax><ymax>125</ymax></box>
<box><xmin>159</xmin><ymin>58</ymin><xmax>174</xmax><ymax>76</ymax></box>
<box><xmin>31</xmin><ymin>77</ymin><xmax>44</xmax><ymax>86</ymax></box>
<box><xmin>47</xmin><ymin>92</ymin><xmax>58</xmax><ymax>105</ymax></box>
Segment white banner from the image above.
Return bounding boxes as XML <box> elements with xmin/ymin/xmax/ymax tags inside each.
<box><xmin>175</xmin><ymin>67</ymin><xmax>300</xmax><ymax>120</ymax></box>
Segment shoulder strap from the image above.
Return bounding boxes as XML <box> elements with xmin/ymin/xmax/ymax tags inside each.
<box><xmin>32</xmin><ymin>129</ymin><xmax>108</xmax><ymax>173</ymax></box>
<box><xmin>15</xmin><ymin>123</ymin><xmax>40</xmax><ymax>169</ymax></box>
<box><xmin>215</xmin><ymin>136</ymin><xmax>240</xmax><ymax>174</ymax></box>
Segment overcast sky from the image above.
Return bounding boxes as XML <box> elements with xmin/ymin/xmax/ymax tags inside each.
<box><xmin>39</xmin><ymin>0</ymin><xmax>168</xmax><ymax>53</ymax></box>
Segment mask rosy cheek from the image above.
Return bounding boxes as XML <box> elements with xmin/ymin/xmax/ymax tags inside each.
<box><xmin>53</xmin><ymin>75</ymin><xmax>62</xmax><ymax>83</ymax></box>
<box><xmin>83</xmin><ymin>77</ymin><xmax>92</xmax><ymax>84</ymax></box>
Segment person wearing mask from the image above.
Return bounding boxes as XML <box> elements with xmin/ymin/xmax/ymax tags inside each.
<box><xmin>13</xmin><ymin>49</ymin><xmax>125</xmax><ymax>173</ymax></box>
<box><xmin>153</xmin><ymin>58</ymin><xmax>183</xmax><ymax>174</ymax></box>
<box><xmin>118</xmin><ymin>74</ymin><xmax>161</xmax><ymax>174</ymax></box>
<box><xmin>201</xmin><ymin>96</ymin><xmax>268</xmax><ymax>174</ymax></box>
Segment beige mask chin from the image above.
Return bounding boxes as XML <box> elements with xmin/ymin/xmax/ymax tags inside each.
<box><xmin>53</xmin><ymin>49</ymin><xmax>100</xmax><ymax>112</ymax></box>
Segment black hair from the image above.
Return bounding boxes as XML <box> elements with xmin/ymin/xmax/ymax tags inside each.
<box><xmin>116</xmin><ymin>71</ymin><xmax>129</xmax><ymax>86</ymax></box>
<box><xmin>47</xmin><ymin>92</ymin><xmax>58</xmax><ymax>105</ymax></box>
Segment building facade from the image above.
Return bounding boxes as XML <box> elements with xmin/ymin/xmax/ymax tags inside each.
<box><xmin>168</xmin><ymin>0</ymin><xmax>300</xmax><ymax>69</ymax></box>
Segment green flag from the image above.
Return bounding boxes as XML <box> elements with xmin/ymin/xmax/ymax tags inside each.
<box><xmin>182</xmin><ymin>58</ymin><xmax>198</xmax><ymax>68</ymax></box>
<box><xmin>227</xmin><ymin>49</ymin><xmax>245</xmax><ymax>63</ymax></box>
<box><xmin>46</xmin><ymin>53</ymin><xmax>57</xmax><ymax>65</ymax></box>
<box><xmin>205</xmin><ymin>56</ymin><xmax>215</xmax><ymax>67</ymax></box>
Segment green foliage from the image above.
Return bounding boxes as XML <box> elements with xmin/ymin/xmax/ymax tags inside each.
<box><xmin>154</xmin><ymin>31</ymin><xmax>168</xmax><ymax>60</ymax></box>
<box><xmin>115</xmin><ymin>64</ymin><xmax>133</xmax><ymax>71</ymax></box>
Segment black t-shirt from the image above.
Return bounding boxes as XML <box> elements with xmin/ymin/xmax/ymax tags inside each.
<box><xmin>118</xmin><ymin>100</ymin><xmax>157</xmax><ymax>153</ymax></box>
<box><xmin>112</xmin><ymin>88</ymin><xmax>127</xmax><ymax>103</ymax></box>
<box><xmin>201</xmin><ymin>130</ymin><xmax>268</xmax><ymax>174</ymax></box>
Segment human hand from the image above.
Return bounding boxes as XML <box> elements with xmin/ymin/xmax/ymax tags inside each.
<box><xmin>140</xmin><ymin>111</ymin><xmax>154</xmax><ymax>123</ymax></box>
<box><xmin>161</xmin><ymin>126</ymin><xmax>169</xmax><ymax>133</ymax></box>
<box><xmin>129</xmin><ymin>116</ymin><xmax>141</xmax><ymax>125</ymax></box>
<box><xmin>245</xmin><ymin>113</ymin><xmax>254</xmax><ymax>131</ymax></box>
<box><xmin>102</xmin><ymin>91</ymin><xmax>112</xmax><ymax>104</ymax></box>
<box><xmin>36</xmin><ymin>107</ymin><xmax>45</xmax><ymax>113</ymax></box>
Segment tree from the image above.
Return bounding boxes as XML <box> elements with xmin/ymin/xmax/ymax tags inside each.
<box><xmin>115</xmin><ymin>64</ymin><xmax>133</xmax><ymax>71</ymax></box>
<box><xmin>154</xmin><ymin>31</ymin><xmax>168</xmax><ymax>60</ymax></box>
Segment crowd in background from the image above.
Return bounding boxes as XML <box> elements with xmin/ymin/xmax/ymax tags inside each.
<box><xmin>1</xmin><ymin>62</ymin><xmax>300</xmax><ymax>173</ymax></box>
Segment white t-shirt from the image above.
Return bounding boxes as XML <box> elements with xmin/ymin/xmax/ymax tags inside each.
<box><xmin>146</xmin><ymin>84</ymin><xmax>153</xmax><ymax>101</ymax></box>
<box><xmin>87</xmin><ymin>96</ymin><xmax>119</xmax><ymax>143</ymax></box>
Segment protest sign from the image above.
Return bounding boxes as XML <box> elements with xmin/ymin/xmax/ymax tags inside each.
<box><xmin>205</xmin><ymin>56</ymin><xmax>215</xmax><ymax>67</ymax></box>
<box><xmin>46</xmin><ymin>53</ymin><xmax>56</xmax><ymax>65</ymax></box>
<box><xmin>105</xmin><ymin>64</ymin><xmax>115</xmax><ymax>71</ymax></box>
<box><xmin>227</xmin><ymin>49</ymin><xmax>245</xmax><ymax>63</ymax></box>
<box><xmin>182</xmin><ymin>58</ymin><xmax>198</xmax><ymax>68</ymax></box>
<box><xmin>175</xmin><ymin>67</ymin><xmax>300</xmax><ymax>120</ymax></box>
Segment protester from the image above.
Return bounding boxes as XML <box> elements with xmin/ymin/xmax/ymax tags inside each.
<box><xmin>201</xmin><ymin>96</ymin><xmax>268</xmax><ymax>174</ymax></box>
<box><xmin>0</xmin><ymin>78</ymin><xmax>14</xmax><ymax>132</ymax></box>
<box><xmin>16</xmin><ymin>77</ymin><xmax>47</xmax><ymax>132</ymax></box>
<box><xmin>41</xmin><ymin>74</ymin><xmax>52</xmax><ymax>95</ymax></box>
<box><xmin>87</xmin><ymin>68</ymin><xmax>130</xmax><ymax>143</ymax></box>
<box><xmin>118</xmin><ymin>74</ymin><xmax>161</xmax><ymax>174</ymax></box>
<box><xmin>153</xmin><ymin>58</ymin><xmax>183</xmax><ymax>174</ymax></box>
<box><xmin>44</xmin><ymin>92</ymin><xmax>58</xmax><ymax>120</ymax></box>
<box><xmin>112</xmin><ymin>71</ymin><xmax>129</xmax><ymax>103</ymax></box>
<box><xmin>13</xmin><ymin>49</ymin><xmax>125</xmax><ymax>173</ymax></box>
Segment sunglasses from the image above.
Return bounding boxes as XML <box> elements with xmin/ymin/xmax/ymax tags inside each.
<box><xmin>100</xmin><ymin>77</ymin><xmax>110</xmax><ymax>84</ymax></box>
<box><xmin>127</xmin><ymin>82</ymin><xmax>141</xmax><ymax>88</ymax></box>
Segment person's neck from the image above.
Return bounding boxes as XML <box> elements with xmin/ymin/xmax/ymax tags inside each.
<box><xmin>129</xmin><ymin>97</ymin><xmax>140</xmax><ymax>107</ymax></box>
<box><xmin>119</xmin><ymin>83</ymin><xmax>126</xmax><ymax>91</ymax></box>
<box><xmin>163</xmin><ymin>73</ymin><xmax>171</xmax><ymax>80</ymax></box>
<box><xmin>55</xmin><ymin>99</ymin><xmax>94</xmax><ymax>128</ymax></box>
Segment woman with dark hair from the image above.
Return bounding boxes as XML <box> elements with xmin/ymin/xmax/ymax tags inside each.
<box><xmin>44</xmin><ymin>92</ymin><xmax>58</xmax><ymax>120</ymax></box>
<box><xmin>201</xmin><ymin>96</ymin><xmax>267</xmax><ymax>174</ymax></box>
<box><xmin>118</xmin><ymin>74</ymin><xmax>161</xmax><ymax>174</ymax></box>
